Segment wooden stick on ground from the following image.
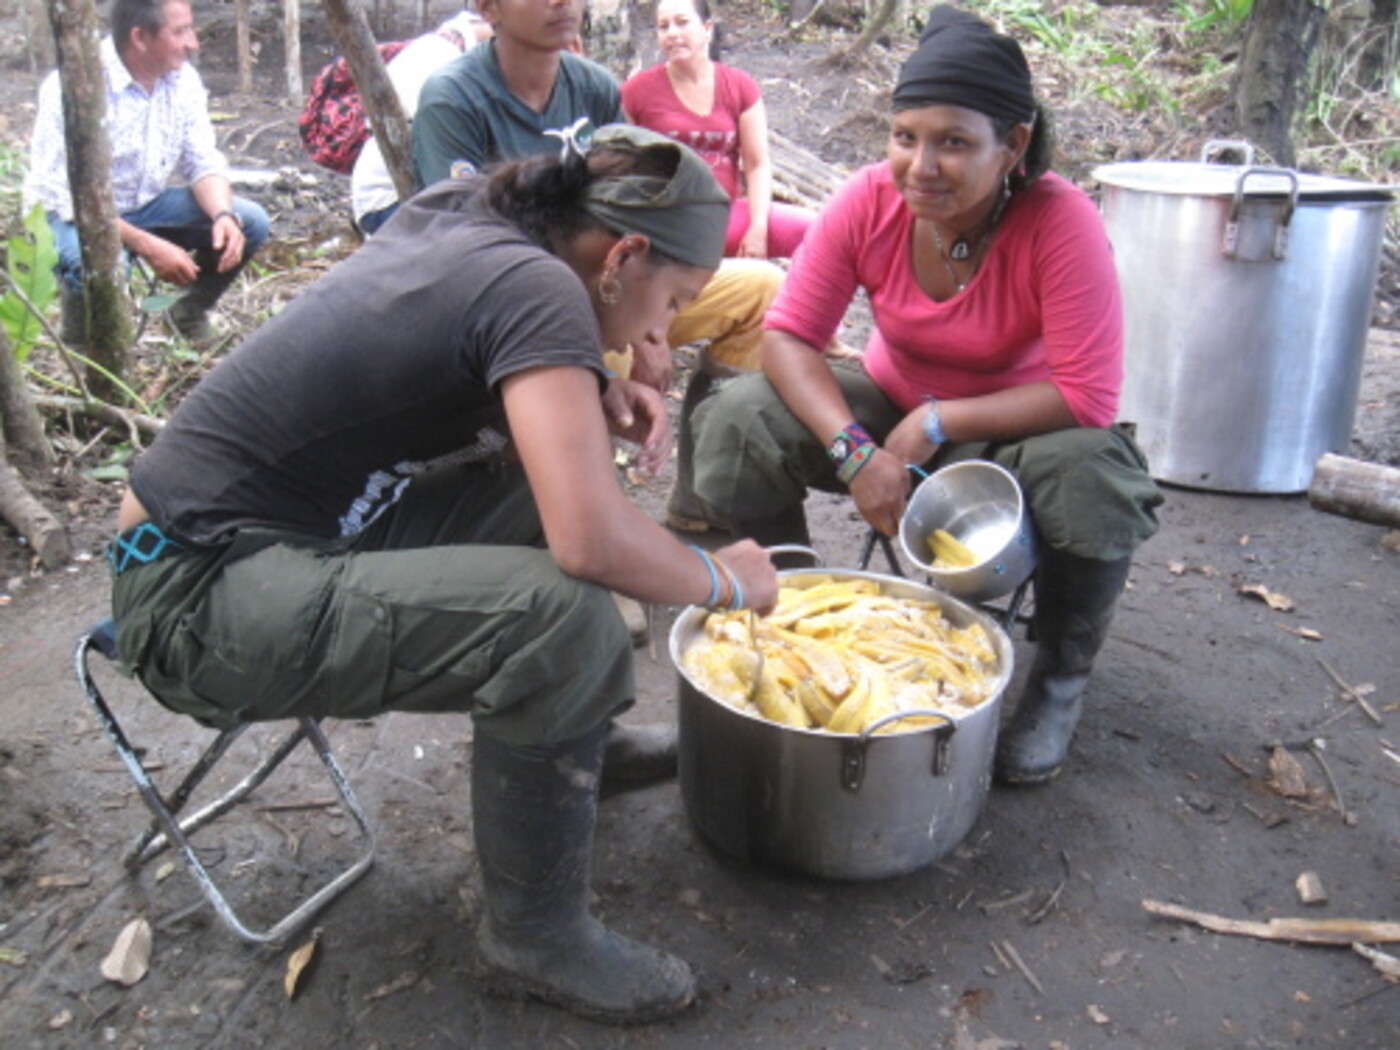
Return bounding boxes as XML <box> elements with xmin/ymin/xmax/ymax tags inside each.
<box><xmin>1143</xmin><ymin>899</ymin><xmax>1400</xmax><ymax>945</ymax></box>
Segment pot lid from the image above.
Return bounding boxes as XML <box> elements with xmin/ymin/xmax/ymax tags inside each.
<box><xmin>1092</xmin><ymin>161</ymin><xmax>1396</xmax><ymax>202</ymax></box>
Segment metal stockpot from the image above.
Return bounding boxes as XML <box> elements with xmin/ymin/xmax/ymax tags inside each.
<box><xmin>672</xmin><ymin>569</ymin><xmax>1014</xmax><ymax>881</ymax></box>
<box><xmin>1094</xmin><ymin>142</ymin><xmax>1395</xmax><ymax>493</ymax></box>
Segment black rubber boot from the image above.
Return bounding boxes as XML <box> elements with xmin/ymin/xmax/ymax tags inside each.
<box><xmin>732</xmin><ymin>502</ymin><xmax>811</xmax><ymax>550</ymax></box>
<box><xmin>59</xmin><ymin>284</ymin><xmax>87</xmax><ymax>346</ymax></box>
<box><xmin>667</xmin><ymin>348</ymin><xmax>742</xmax><ymax>533</ymax></box>
<box><xmin>471</xmin><ymin>725</ymin><xmax>697</xmax><ymax>1025</ymax></box>
<box><xmin>601</xmin><ymin>722</ymin><xmax>677</xmax><ymax>795</ymax></box>
<box><xmin>168</xmin><ymin>270</ymin><xmax>237</xmax><ymax>340</ymax></box>
<box><xmin>994</xmin><ymin>552</ymin><xmax>1132</xmax><ymax>785</ymax></box>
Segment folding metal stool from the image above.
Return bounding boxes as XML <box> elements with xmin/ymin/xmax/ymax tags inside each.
<box><xmin>74</xmin><ymin>618</ymin><xmax>375</xmax><ymax>944</ymax></box>
<box><xmin>857</xmin><ymin>527</ymin><xmax>1034</xmax><ymax>634</ymax></box>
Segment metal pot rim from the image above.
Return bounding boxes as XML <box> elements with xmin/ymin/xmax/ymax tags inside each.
<box><xmin>670</xmin><ymin>566</ymin><xmax>1014</xmax><ymax>737</ymax></box>
<box><xmin>1092</xmin><ymin>161</ymin><xmax>1395</xmax><ymax>202</ymax></box>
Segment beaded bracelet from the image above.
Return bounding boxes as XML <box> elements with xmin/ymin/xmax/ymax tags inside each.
<box><xmin>922</xmin><ymin>399</ymin><xmax>949</xmax><ymax>446</ymax></box>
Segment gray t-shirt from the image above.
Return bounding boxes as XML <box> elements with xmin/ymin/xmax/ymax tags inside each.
<box><xmin>131</xmin><ymin>179</ymin><xmax>606</xmax><ymax>546</ymax></box>
<box><xmin>413</xmin><ymin>42</ymin><xmax>623</xmax><ymax>186</ymax></box>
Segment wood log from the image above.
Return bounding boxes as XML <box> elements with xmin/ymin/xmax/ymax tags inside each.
<box><xmin>1308</xmin><ymin>453</ymin><xmax>1400</xmax><ymax>528</ymax></box>
<box><xmin>769</xmin><ymin>130</ymin><xmax>850</xmax><ymax>211</ymax></box>
<box><xmin>0</xmin><ymin>455</ymin><xmax>69</xmax><ymax>569</ymax></box>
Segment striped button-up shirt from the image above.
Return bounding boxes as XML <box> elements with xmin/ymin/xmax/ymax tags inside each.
<box><xmin>23</xmin><ymin>36</ymin><xmax>228</xmax><ymax>222</ymax></box>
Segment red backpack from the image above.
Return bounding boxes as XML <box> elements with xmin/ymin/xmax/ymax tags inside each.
<box><xmin>298</xmin><ymin>40</ymin><xmax>410</xmax><ymax>174</ymax></box>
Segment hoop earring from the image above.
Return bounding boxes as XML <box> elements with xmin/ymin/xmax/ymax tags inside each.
<box><xmin>598</xmin><ymin>270</ymin><xmax>623</xmax><ymax>306</ymax></box>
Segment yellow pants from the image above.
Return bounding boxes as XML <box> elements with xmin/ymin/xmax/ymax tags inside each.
<box><xmin>604</xmin><ymin>258</ymin><xmax>784</xmax><ymax>379</ymax></box>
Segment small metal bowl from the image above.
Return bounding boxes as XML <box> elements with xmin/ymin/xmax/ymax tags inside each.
<box><xmin>899</xmin><ymin>460</ymin><xmax>1037</xmax><ymax>603</ymax></box>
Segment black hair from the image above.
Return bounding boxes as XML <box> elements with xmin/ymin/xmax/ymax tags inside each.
<box><xmin>111</xmin><ymin>0</ymin><xmax>170</xmax><ymax>52</ymax></box>
<box><xmin>486</xmin><ymin>143</ymin><xmax>684</xmax><ymax>264</ymax></box>
<box><xmin>995</xmin><ymin>102</ymin><xmax>1053</xmax><ymax>193</ymax></box>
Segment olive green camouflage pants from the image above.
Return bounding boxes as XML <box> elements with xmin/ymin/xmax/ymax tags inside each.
<box><xmin>111</xmin><ymin>463</ymin><xmax>633</xmax><ymax>745</ymax></box>
<box><xmin>691</xmin><ymin>362</ymin><xmax>1164</xmax><ymax>561</ymax></box>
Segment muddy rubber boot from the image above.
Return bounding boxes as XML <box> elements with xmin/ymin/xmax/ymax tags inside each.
<box><xmin>471</xmin><ymin>725</ymin><xmax>697</xmax><ymax>1025</ymax></box>
<box><xmin>59</xmin><ymin>284</ymin><xmax>87</xmax><ymax>347</ymax></box>
<box><xmin>994</xmin><ymin>552</ymin><xmax>1132</xmax><ymax>785</ymax></box>
<box><xmin>732</xmin><ymin>503</ymin><xmax>811</xmax><ymax>550</ymax></box>
<box><xmin>168</xmin><ymin>273</ymin><xmax>235</xmax><ymax>341</ymax></box>
<box><xmin>601</xmin><ymin>722</ymin><xmax>677</xmax><ymax>796</ymax></box>
<box><xmin>667</xmin><ymin>349</ymin><xmax>741</xmax><ymax>533</ymax></box>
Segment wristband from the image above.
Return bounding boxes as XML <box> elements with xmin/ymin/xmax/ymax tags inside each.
<box><xmin>834</xmin><ymin>442</ymin><xmax>876</xmax><ymax>485</ymax></box>
<box><xmin>212</xmin><ymin>208</ymin><xmax>242</xmax><ymax>229</ymax></box>
<box><xmin>826</xmin><ymin>422</ymin><xmax>874</xmax><ymax>467</ymax></box>
<box><xmin>923</xmin><ymin>400</ymin><xmax>949</xmax><ymax>446</ymax></box>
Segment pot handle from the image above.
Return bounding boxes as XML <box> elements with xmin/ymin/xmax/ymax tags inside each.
<box><xmin>840</xmin><ymin>710</ymin><xmax>957</xmax><ymax>793</ymax></box>
<box><xmin>1225</xmin><ymin>167</ymin><xmax>1299</xmax><ymax>261</ymax></box>
<box><xmin>1200</xmin><ymin>139</ymin><xmax>1255</xmax><ymax>166</ymax></box>
<box><xmin>765</xmin><ymin>544</ymin><xmax>823</xmax><ymax>566</ymax></box>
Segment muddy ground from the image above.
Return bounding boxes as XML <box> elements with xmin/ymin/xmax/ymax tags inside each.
<box><xmin>2</xmin><ymin>2</ymin><xmax>1399</xmax><ymax>1048</ymax></box>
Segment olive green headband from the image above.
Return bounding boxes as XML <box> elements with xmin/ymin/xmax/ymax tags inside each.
<box><xmin>580</xmin><ymin>124</ymin><xmax>730</xmax><ymax>271</ymax></box>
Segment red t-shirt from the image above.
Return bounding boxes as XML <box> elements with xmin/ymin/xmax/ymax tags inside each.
<box><xmin>766</xmin><ymin>164</ymin><xmax>1123</xmax><ymax>427</ymax></box>
<box><xmin>621</xmin><ymin>62</ymin><xmax>761</xmax><ymax>200</ymax></box>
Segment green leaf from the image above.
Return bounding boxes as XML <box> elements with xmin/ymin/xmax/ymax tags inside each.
<box><xmin>140</xmin><ymin>290</ymin><xmax>183</xmax><ymax>314</ymax></box>
<box><xmin>0</xmin><ymin>203</ymin><xmax>60</xmax><ymax>361</ymax></box>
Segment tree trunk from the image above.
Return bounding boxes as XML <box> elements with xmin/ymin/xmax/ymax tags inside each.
<box><xmin>843</xmin><ymin>0</ymin><xmax>900</xmax><ymax>56</ymax></box>
<box><xmin>0</xmin><ymin>328</ymin><xmax>54</xmax><ymax>474</ymax></box>
<box><xmin>285</xmin><ymin>0</ymin><xmax>303</xmax><ymax>103</ymax></box>
<box><xmin>0</xmin><ymin>453</ymin><xmax>69</xmax><ymax>569</ymax></box>
<box><xmin>1234</xmin><ymin>0</ymin><xmax>1327</xmax><ymax>167</ymax></box>
<box><xmin>47</xmin><ymin>0</ymin><xmax>134</xmax><ymax>401</ymax></box>
<box><xmin>584</xmin><ymin>0</ymin><xmax>638</xmax><ymax>82</ymax></box>
<box><xmin>236</xmin><ymin>0</ymin><xmax>253</xmax><ymax>93</ymax></box>
<box><xmin>321</xmin><ymin>0</ymin><xmax>415</xmax><ymax>201</ymax></box>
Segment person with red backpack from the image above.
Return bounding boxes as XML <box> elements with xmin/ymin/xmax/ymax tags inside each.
<box><xmin>351</xmin><ymin>7</ymin><xmax>494</xmax><ymax>234</ymax></box>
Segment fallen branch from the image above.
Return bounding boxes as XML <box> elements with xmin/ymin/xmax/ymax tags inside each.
<box><xmin>33</xmin><ymin>394</ymin><xmax>163</xmax><ymax>447</ymax></box>
<box><xmin>1143</xmin><ymin>899</ymin><xmax>1400</xmax><ymax>945</ymax></box>
<box><xmin>1317</xmin><ymin>657</ymin><xmax>1383</xmax><ymax>726</ymax></box>
<box><xmin>0</xmin><ymin>455</ymin><xmax>69</xmax><ymax>569</ymax></box>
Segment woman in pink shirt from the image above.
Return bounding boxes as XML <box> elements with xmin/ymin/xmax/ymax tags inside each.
<box><xmin>690</xmin><ymin>6</ymin><xmax>1162</xmax><ymax>785</ymax></box>
<box><xmin>622</xmin><ymin>0</ymin><xmax>813</xmax><ymax>260</ymax></box>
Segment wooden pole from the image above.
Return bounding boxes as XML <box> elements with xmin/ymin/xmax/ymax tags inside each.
<box><xmin>1308</xmin><ymin>453</ymin><xmax>1400</xmax><ymax>529</ymax></box>
<box><xmin>285</xmin><ymin>0</ymin><xmax>303</xmax><ymax>103</ymax></box>
<box><xmin>319</xmin><ymin>0</ymin><xmax>415</xmax><ymax>201</ymax></box>
<box><xmin>236</xmin><ymin>0</ymin><xmax>252</xmax><ymax>93</ymax></box>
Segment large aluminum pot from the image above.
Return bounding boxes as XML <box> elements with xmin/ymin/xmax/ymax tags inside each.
<box><xmin>672</xmin><ymin>568</ymin><xmax>1014</xmax><ymax>881</ymax></box>
<box><xmin>1094</xmin><ymin>143</ymin><xmax>1394</xmax><ymax>493</ymax></box>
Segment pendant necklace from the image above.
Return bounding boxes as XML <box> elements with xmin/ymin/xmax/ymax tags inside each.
<box><xmin>931</xmin><ymin>189</ymin><xmax>1010</xmax><ymax>293</ymax></box>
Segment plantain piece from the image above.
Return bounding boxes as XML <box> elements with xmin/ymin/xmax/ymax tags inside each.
<box><xmin>766</xmin><ymin>578</ymin><xmax>883</xmax><ymax>628</ymax></box>
<box><xmin>772</xmin><ymin>627</ymin><xmax>852</xmax><ymax>699</ymax></box>
<box><xmin>927</xmin><ymin>527</ymin><xmax>978</xmax><ymax>569</ymax></box>
<box><xmin>683</xmin><ymin>641</ymin><xmax>759</xmax><ymax>709</ymax></box>
<box><xmin>753</xmin><ymin>660</ymin><xmax>811</xmax><ymax>728</ymax></box>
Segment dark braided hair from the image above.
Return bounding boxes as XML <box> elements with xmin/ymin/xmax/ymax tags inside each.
<box><xmin>485</xmin><ymin>142</ymin><xmax>685</xmax><ymax>263</ymax></box>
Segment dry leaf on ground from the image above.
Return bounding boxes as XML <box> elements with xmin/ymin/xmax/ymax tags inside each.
<box><xmin>100</xmin><ymin>918</ymin><xmax>152</xmax><ymax>986</ymax></box>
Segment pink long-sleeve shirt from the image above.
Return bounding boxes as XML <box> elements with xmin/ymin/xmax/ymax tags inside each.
<box><xmin>765</xmin><ymin>163</ymin><xmax>1123</xmax><ymax>426</ymax></box>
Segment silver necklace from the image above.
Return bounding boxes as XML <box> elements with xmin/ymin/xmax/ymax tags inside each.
<box><xmin>931</xmin><ymin>223</ymin><xmax>974</xmax><ymax>292</ymax></box>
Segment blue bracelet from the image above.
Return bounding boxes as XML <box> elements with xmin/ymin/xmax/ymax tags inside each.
<box><xmin>923</xmin><ymin>400</ymin><xmax>949</xmax><ymax>446</ymax></box>
<box><xmin>690</xmin><ymin>545</ymin><xmax>722</xmax><ymax>607</ymax></box>
<box><xmin>715</xmin><ymin>556</ymin><xmax>745</xmax><ymax>611</ymax></box>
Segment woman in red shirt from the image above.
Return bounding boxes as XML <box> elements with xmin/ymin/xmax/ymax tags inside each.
<box><xmin>690</xmin><ymin>6</ymin><xmax>1163</xmax><ymax>785</ymax></box>
<box><xmin>622</xmin><ymin>0</ymin><xmax>813</xmax><ymax>260</ymax></box>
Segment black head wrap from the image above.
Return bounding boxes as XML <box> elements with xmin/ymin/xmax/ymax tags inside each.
<box><xmin>893</xmin><ymin>6</ymin><xmax>1036</xmax><ymax>126</ymax></box>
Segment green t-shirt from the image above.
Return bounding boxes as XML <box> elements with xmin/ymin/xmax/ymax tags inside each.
<box><xmin>413</xmin><ymin>41</ymin><xmax>623</xmax><ymax>187</ymax></box>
